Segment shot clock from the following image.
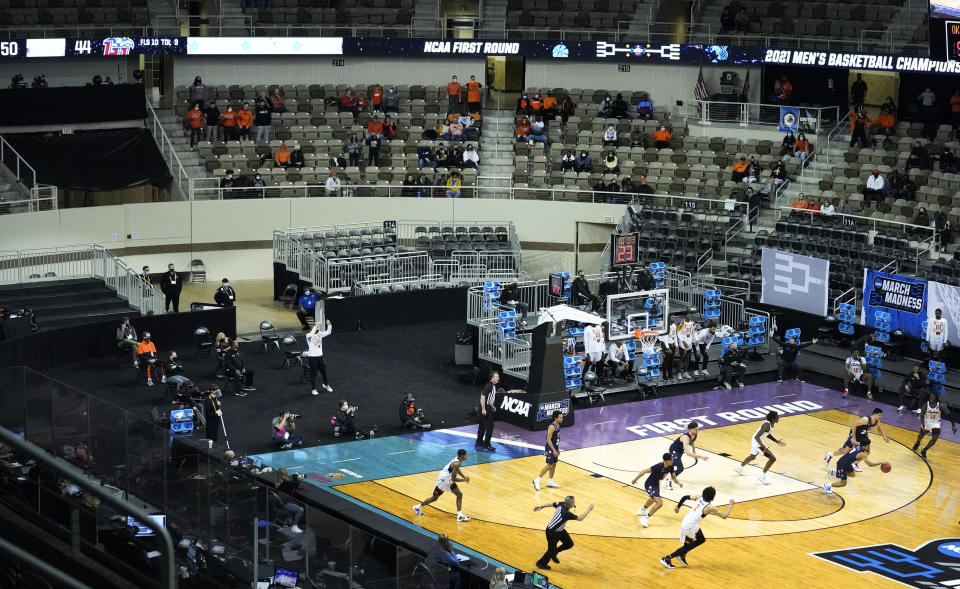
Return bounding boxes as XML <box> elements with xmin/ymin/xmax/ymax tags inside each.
<box><xmin>611</xmin><ymin>233</ymin><xmax>640</xmax><ymax>266</ymax></box>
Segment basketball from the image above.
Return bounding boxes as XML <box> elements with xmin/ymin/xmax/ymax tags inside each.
<box><xmin>881</xmin><ymin>463</ymin><xmax>892</xmax><ymax>473</ymax></box>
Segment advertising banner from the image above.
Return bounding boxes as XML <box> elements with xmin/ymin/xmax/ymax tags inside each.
<box><xmin>760</xmin><ymin>248</ymin><xmax>829</xmax><ymax>316</ymax></box>
<box><xmin>778</xmin><ymin>106</ymin><xmax>799</xmax><ymax>132</ymax></box>
<box><xmin>860</xmin><ymin>270</ymin><xmax>927</xmax><ymax>336</ymax></box>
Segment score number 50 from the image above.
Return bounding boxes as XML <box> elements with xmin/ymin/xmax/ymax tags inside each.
<box><xmin>0</xmin><ymin>41</ymin><xmax>19</xmax><ymax>57</ymax></box>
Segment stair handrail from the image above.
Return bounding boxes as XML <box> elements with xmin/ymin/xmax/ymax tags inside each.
<box><xmin>145</xmin><ymin>99</ymin><xmax>192</xmax><ymax>200</ymax></box>
<box><xmin>0</xmin><ymin>425</ymin><xmax>175</xmax><ymax>589</ymax></box>
<box><xmin>0</xmin><ymin>133</ymin><xmax>37</xmax><ymax>194</ymax></box>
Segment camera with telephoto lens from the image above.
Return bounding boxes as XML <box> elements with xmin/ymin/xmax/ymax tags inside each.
<box><xmin>289</xmin><ymin>413</ymin><xmax>303</xmax><ymax>419</ymax></box>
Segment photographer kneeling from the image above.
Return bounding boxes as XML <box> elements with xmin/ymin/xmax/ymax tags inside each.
<box><xmin>335</xmin><ymin>400</ymin><xmax>377</xmax><ymax>440</ymax></box>
<box><xmin>400</xmin><ymin>392</ymin><xmax>431</xmax><ymax>430</ymax></box>
<box><xmin>272</xmin><ymin>411</ymin><xmax>304</xmax><ymax>449</ymax></box>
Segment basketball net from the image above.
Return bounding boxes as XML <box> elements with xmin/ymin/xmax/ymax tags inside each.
<box><xmin>635</xmin><ymin>329</ymin><xmax>660</xmax><ymax>353</ymax></box>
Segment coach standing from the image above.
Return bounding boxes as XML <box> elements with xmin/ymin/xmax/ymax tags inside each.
<box><xmin>534</xmin><ymin>496</ymin><xmax>594</xmax><ymax>570</ymax></box>
<box><xmin>161</xmin><ymin>263</ymin><xmax>182</xmax><ymax>313</ymax></box>
<box><xmin>475</xmin><ymin>371</ymin><xmax>499</xmax><ymax>451</ymax></box>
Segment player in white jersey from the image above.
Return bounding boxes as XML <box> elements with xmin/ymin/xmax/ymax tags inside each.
<box><xmin>582</xmin><ymin>322</ymin><xmax>607</xmax><ymax>377</ymax></box>
<box><xmin>912</xmin><ymin>391</ymin><xmax>956</xmax><ymax>459</ymax></box>
<box><xmin>659</xmin><ymin>319</ymin><xmax>678</xmax><ymax>381</ymax></box>
<box><xmin>734</xmin><ymin>411</ymin><xmax>786</xmax><ymax>485</ymax></box>
<box><xmin>413</xmin><ymin>449</ymin><xmax>471</xmax><ymax>522</ymax></box>
<box><xmin>843</xmin><ymin>349</ymin><xmax>874</xmax><ymax>399</ymax></box>
<box><xmin>928</xmin><ymin>308</ymin><xmax>950</xmax><ymax>361</ymax></box>
<box><xmin>659</xmin><ymin>486</ymin><xmax>734</xmax><ymax>569</ymax></box>
<box><xmin>677</xmin><ymin>314</ymin><xmax>696</xmax><ymax>379</ymax></box>
<box><xmin>693</xmin><ymin>325</ymin><xmax>717</xmax><ymax>377</ymax></box>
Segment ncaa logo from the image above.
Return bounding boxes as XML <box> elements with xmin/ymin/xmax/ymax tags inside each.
<box><xmin>103</xmin><ymin>37</ymin><xmax>135</xmax><ymax>56</ymax></box>
<box><xmin>937</xmin><ymin>542</ymin><xmax>960</xmax><ymax>557</ymax></box>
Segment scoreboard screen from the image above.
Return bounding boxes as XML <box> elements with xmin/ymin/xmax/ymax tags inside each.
<box><xmin>611</xmin><ymin>233</ymin><xmax>640</xmax><ymax>266</ymax></box>
<box><xmin>931</xmin><ymin>0</ymin><xmax>960</xmax><ymax>61</ymax></box>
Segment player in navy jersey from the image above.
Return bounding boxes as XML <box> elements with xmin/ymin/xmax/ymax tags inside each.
<box><xmin>822</xmin><ymin>442</ymin><xmax>882</xmax><ymax>494</ymax></box>
<box><xmin>632</xmin><ymin>453</ymin><xmax>682</xmax><ymax>528</ymax></box>
<box><xmin>824</xmin><ymin>408</ymin><xmax>889</xmax><ymax>470</ymax></box>
<box><xmin>666</xmin><ymin>421</ymin><xmax>709</xmax><ymax>489</ymax></box>
<box><xmin>533</xmin><ymin>411</ymin><xmax>563</xmax><ymax>491</ymax></box>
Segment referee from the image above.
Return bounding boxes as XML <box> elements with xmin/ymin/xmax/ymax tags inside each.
<box><xmin>533</xmin><ymin>496</ymin><xmax>593</xmax><ymax>570</ymax></box>
<box><xmin>475</xmin><ymin>371</ymin><xmax>500</xmax><ymax>451</ymax></box>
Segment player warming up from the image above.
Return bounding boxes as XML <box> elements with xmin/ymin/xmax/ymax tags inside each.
<box><xmin>666</xmin><ymin>422</ymin><xmax>709</xmax><ymax>489</ymax></box>
<box><xmin>928</xmin><ymin>308</ymin><xmax>950</xmax><ymax>362</ymax></box>
<box><xmin>533</xmin><ymin>411</ymin><xmax>563</xmax><ymax>491</ymax></box>
<box><xmin>843</xmin><ymin>349</ymin><xmax>874</xmax><ymax>399</ymax></box>
<box><xmin>659</xmin><ymin>486</ymin><xmax>734</xmax><ymax>569</ymax></box>
<box><xmin>413</xmin><ymin>449</ymin><xmax>471</xmax><ymax>522</ymax></box>
<box><xmin>825</xmin><ymin>408</ymin><xmax>889</xmax><ymax>470</ymax></box>
<box><xmin>734</xmin><ymin>410</ymin><xmax>786</xmax><ymax>485</ymax></box>
<box><xmin>913</xmin><ymin>391</ymin><xmax>957</xmax><ymax>459</ymax></box>
<box><xmin>632</xmin><ymin>453</ymin><xmax>682</xmax><ymax>528</ymax></box>
<box><xmin>823</xmin><ymin>442</ymin><xmax>885</xmax><ymax>494</ymax></box>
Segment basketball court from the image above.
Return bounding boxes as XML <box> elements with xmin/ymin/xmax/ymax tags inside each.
<box><xmin>252</xmin><ymin>382</ymin><xmax>960</xmax><ymax>588</ymax></box>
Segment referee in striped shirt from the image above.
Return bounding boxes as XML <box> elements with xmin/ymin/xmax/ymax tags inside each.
<box><xmin>533</xmin><ymin>495</ymin><xmax>594</xmax><ymax>570</ymax></box>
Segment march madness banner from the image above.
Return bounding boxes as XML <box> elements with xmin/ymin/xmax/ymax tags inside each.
<box><xmin>861</xmin><ymin>269</ymin><xmax>927</xmax><ymax>337</ymax></box>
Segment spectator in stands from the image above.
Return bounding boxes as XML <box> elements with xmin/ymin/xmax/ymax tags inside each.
<box><xmin>919</xmin><ymin>86</ymin><xmax>937</xmax><ymax>121</ymax></box>
<box><xmin>864</xmin><ymin>169</ymin><xmax>885</xmax><ymax>205</ymax></box>
<box><xmin>791</xmin><ymin>193</ymin><xmax>808</xmax><ymax>216</ymax></box>
<box><xmin>849</xmin><ymin>108</ymin><xmax>870</xmax><ymax>148</ymax></box>
<box><xmin>402</xmin><ymin>174</ymin><xmax>419</xmax><ymax>197</ymax></box>
<box><xmin>236</xmin><ymin>102</ymin><xmax>253</xmax><ymax>141</ymax></box>
<box><xmin>255</xmin><ymin>98</ymin><xmax>271</xmax><ymax>142</ymax></box>
<box><xmin>330</xmin><ymin>152</ymin><xmax>347</xmax><ymax>168</ymax></box>
<box><xmin>731</xmin><ymin>156</ymin><xmax>749</xmax><ymax>182</ymax></box>
<box><xmin>571</xmin><ymin>270</ymin><xmax>601</xmax><ymax>311</ymax></box>
<box><xmin>382</xmin><ymin>114</ymin><xmax>397</xmax><ymax>140</ymax></box>
<box><xmin>466</xmin><ymin>75</ymin><xmax>482</xmax><ymax>113</ymax></box>
<box><xmin>881</xmin><ymin>96</ymin><xmax>897</xmax><ymax>115</ymax></box>
<box><xmin>449</xmin><ymin>141</ymin><xmax>463</xmax><ymax>167</ymax></box>
<box><xmin>779</xmin><ymin>131</ymin><xmax>795</xmax><ymax>157</ymax></box>
<box><xmin>936</xmin><ymin>211</ymin><xmax>952</xmax><ymax>251</ymax></box>
<box><xmin>598</xmin><ymin>94</ymin><xmax>613</xmax><ymax>118</ymax></box>
<box><xmin>630</xmin><ymin>126</ymin><xmax>644</xmax><ymax>147</ymax></box>
<box><xmin>794</xmin><ymin>133</ymin><xmax>810</xmax><ymax>162</ymax></box>
<box><xmin>907</xmin><ymin>141</ymin><xmax>931</xmax><ymax>170</ymax></box>
<box><xmin>220</xmin><ymin>106</ymin><xmax>237</xmax><ymax>141</ymax></box>
<box><xmin>446</xmin><ymin>75</ymin><xmax>462</xmax><ymax>113</ymax></box>
<box><xmin>383</xmin><ymin>86</ymin><xmax>400</xmax><ymax>113</ymax></box>
<box><xmin>440</xmin><ymin>118</ymin><xmax>465</xmax><ymax>141</ymax></box>
<box><xmin>651</xmin><ymin>125</ymin><xmax>672</xmax><ymax>149</ymax></box>
<box><xmin>543</xmin><ymin>91</ymin><xmax>558</xmax><ymax>120</ymax></box>
<box><xmin>720</xmin><ymin>5</ymin><xmax>734</xmax><ymax>30</ymax></box>
<box><xmin>116</xmin><ymin>316</ymin><xmax>138</xmax><ymax>359</ymax></box>
<box><xmin>575</xmin><ymin>150</ymin><xmax>591</xmax><ymax>173</ymax></box>
<box><xmin>274</xmin><ymin>143</ymin><xmax>292</xmax><ymax>168</ymax></box>
<box><xmin>204</xmin><ymin>101</ymin><xmax>221</xmax><ymax>142</ymax></box>
<box><xmin>636</xmin><ymin>97</ymin><xmax>653</xmax><ymax>120</ymax></box>
<box><xmin>530</xmin><ymin>92</ymin><xmax>544</xmax><ymax>113</ymax></box>
<box><xmin>370</xmin><ymin>84</ymin><xmax>383</xmax><ymax>113</ymax></box>
<box><xmin>850</xmin><ymin>74</ymin><xmax>867</xmax><ymax>107</ymax></box>
<box><xmin>528</xmin><ymin>115</ymin><xmax>549</xmax><ymax>145</ymax></box>
<box><xmin>892</xmin><ymin>170</ymin><xmax>917</xmax><ymax>201</ymax></box>
<box><xmin>290</xmin><ymin>144</ymin><xmax>305</xmax><ymax>168</ymax></box>
<box><xmin>445</xmin><ymin>172</ymin><xmax>462</xmax><ymax>198</ymax></box>
<box><xmin>270</xmin><ymin>87</ymin><xmax>286</xmax><ymax>113</ymax></box>
<box><xmin>462</xmin><ymin>144</ymin><xmax>479</xmax><ymax>169</ymax></box>
<box><xmin>603</xmin><ymin>151</ymin><xmax>620</xmax><ymax>175</ymax></box>
<box><xmin>820</xmin><ymin>198</ymin><xmax>835</xmax><ymax>216</ymax></box>
<box><xmin>637</xmin><ymin>176</ymin><xmax>654</xmax><ymax>195</ymax></box>
<box><xmin>942</xmin><ymin>148</ymin><xmax>959</xmax><ymax>174</ymax></box>
<box><xmin>417</xmin><ymin>143</ymin><xmax>437</xmax><ymax>169</ymax></box>
<box><xmin>435</xmin><ymin>143</ymin><xmax>449</xmax><ymax>168</ymax></box>
<box><xmin>345</xmin><ymin>133</ymin><xmax>363</xmax><ymax>167</ymax></box>
<box><xmin>914</xmin><ymin>207</ymin><xmax>931</xmax><ymax>234</ymax></box>
<box><xmin>561</xmin><ymin>150</ymin><xmax>576</xmax><ymax>172</ymax></box>
<box><xmin>620</xmin><ymin>176</ymin><xmax>637</xmax><ymax>195</ymax></box>
<box><xmin>772</xmin><ymin>160</ymin><xmax>789</xmax><ymax>186</ymax></box>
<box><xmin>603</xmin><ymin>123</ymin><xmax>618</xmax><ymax>146</ymax></box>
<box><xmin>875</xmin><ymin>107</ymin><xmax>895</xmax><ymax>136</ymax></box>
<box><xmin>367</xmin><ymin>114</ymin><xmax>383</xmax><ymax>139</ymax></box>
<box><xmin>187</xmin><ymin>103</ymin><xmax>204</xmax><ymax>148</ymax></box>
<box><xmin>220</xmin><ymin>169</ymin><xmax>236</xmax><ymax>197</ymax></box>
<box><xmin>189</xmin><ymin>76</ymin><xmax>208</xmax><ymax>109</ymax></box>
<box><xmin>366</xmin><ymin>133</ymin><xmax>381</xmax><ymax>166</ymax></box>
<box><xmin>770</xmin><ymin>77</ymin><xmax>793</xmax><ymax>104</ymax></box>
<box><xmin>325</xmin><ymin>172</ymin><xmax>340</xmax><ymax>197</ymax></box>
<box><xmin>340</xmin><ymin>88</ymin><xmax>358</xmax><ymax>116</ymax></box>
<box><xmin>611</xmin><ymin>93</ymin><xmax>629</xmax><ymax>118</ymax></box>
<box><xmin>516</xmin><ymin>115</ymin><xmax>532</xmax><ymax>142</ymax></box>
<box><xmin>560</xmin><ymin>94</ymin><xmax>576</xmax><ymax>125</ymax></box>
<box><xmin>137</xmin><ymin>332</ymin><xmax>164</xmax><ymax>386</ymax></box>
<box><xmin>516</xmin><ymin>93</ymin><xmax>531</xmax><ymax>115</ymax></box>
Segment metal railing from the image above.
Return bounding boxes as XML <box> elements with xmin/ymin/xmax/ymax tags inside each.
<box><xmin>677</xmin><ymin>102</ymin><xmax>839</xmax><ymax>132</ymax></box>
<box><xmin>833</xmin><ymin>286</ymin><xmax>858</xmax><ymax>316</ymax></box>
<box><xmin>0</xmin><ymin>424</ymin><xmax>175</xmax><ymax>589</ymax></box>
<box><xmin>1</xmin><ymin>245</ymin><xmax>165</xmax><ymax>315</ymax></box>
<box><xmin>145</xmin><ymin>99</ymin><xmax>192</xmax><ymax>201</ymax></box>
<box><xmin>0</xmin><ymin>135</ymin><xmax>37</xmax><ymax>190</ymax></box>
<box><xmin>776</xmin><ymin>206</ymin><xmax>938</xmax><ymax>243</ymax></box>
<box><xmin>0</xmin><ymin>135</ymin><xmax>59</xmax><ymax>214</ymax></box>
<box><xmin>825</xmin><ymin>113</ymin><xmax>852</xmax><ymax>162</ymax></box>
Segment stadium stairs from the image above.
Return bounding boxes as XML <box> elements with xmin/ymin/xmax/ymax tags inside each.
<box><xmin>478</xmin><ymin>108</ymin><xmax>516</xmax><ymax>197</ymax></box>
<box><xmin>0</xmin><ymin>278</ymin><xmax>142</xmax><ymax>330</ymax></box>
<box><xmin>0</xmin><ymin>163</ymin><xmax>33</xmax><ymax>214</ymax></box>
<box><xmin>152</xmin><ymin>108</ymin><xmax>210</xmax><ymax>182</ymax></box>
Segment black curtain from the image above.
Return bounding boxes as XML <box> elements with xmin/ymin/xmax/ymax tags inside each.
<box><xmin>897</xmin><ymin>73</ymin><xmax>955</xmax><ymax>124</ymax></box>
<box><xmin>761</xmin><ymin>65</ymin><xmax>849</xmax><ymax>111</ymax></box>
<box><xmin>4</xmin><ymin>129</ymin><xmax>171</xmax><ymax>190</ymax></box>
<box><xmin>0</xmin><ymin>84</ymin><xmax>146</xmax><ymax>126</ymax></box>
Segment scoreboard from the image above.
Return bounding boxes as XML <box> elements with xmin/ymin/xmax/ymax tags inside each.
<box><xmin>610</xmin><ymin>233</ymin><xmax>640</xmax><ymax>266</ymax></box>
<box><xmin>0</xmin><ymin>37</ymin><xmax>186</xmax><ymax>58</ymax></box>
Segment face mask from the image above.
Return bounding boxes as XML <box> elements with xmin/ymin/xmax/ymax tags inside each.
<box><xmin>341</xmin><ymin>403</ymin><xmax>349</xmax><ymax>411</ymax></box>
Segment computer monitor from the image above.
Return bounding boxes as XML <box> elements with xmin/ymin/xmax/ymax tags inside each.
<box><xmin>126</xmin><ymin>514</ymin><xmax>166</xmax><ymax>537</ymax></box>
<box><xmin>549</xmin><ymin>274</ymin><xmax>565</xmax><ymax>297</ymax></box>
<box><xmin>274</xmin><ymin>567</ymin><xmax>299</xmax><ymax>587</ymax></box>
<box><xmin>522</xmin><ymin>571</ymin><xmax>549</xmax><ymax>588</ymax></box>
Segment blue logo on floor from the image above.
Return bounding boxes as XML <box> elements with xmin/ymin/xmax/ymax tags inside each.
<box><xmin>813</xmin><ymin>539</ymin><xmax>960</xmax><ymax>587</ymax></box>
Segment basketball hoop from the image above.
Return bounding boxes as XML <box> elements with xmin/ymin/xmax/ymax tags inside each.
<box><xmin>636</xmin><ymin>329</ymin><xmax>660</xmax><ymax>354</ymax></box>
